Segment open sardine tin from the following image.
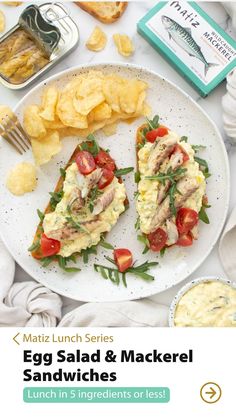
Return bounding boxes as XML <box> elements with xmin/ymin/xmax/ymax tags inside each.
<box><xmin>0</xmin><ymin>3</ymin><xmax>79</xmax><ymax>90</ymax></box>
<box><xmin>138</xmin><ymin>0</ymin><xmax>236</xmax><ymax>97</ymax></box>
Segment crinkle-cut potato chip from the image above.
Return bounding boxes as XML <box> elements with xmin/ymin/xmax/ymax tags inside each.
<box><xmin>43</xmin><ymin>116</ymin><xmax>65</xmax><ymax>130</ymax></box>
<box><xmin>0</xmin><ymin>105</ymin><xmax>13</xmax><ymax>122</ymax></box>
<box><xmin>39</xmin><ymin>86</ymin><xmax>58</xmax><ymax>121</ymax></box>
<box><xmin>119</xmin><ymin>80</ymin><xmax>147</xmax><ymax>114</ymax></box>
<box><xmin>86</xmin><ymin>26</ymin><xmax>107</xmax><ymax>52</ymax></box>
<box><xmin>24</xmin><ymin>105</ymin><xmax>47</xmax><ymax>138</ymax></box>
<box><xmin>73</xmin><ymin>91</ymin><xmax>105</xmax><ymax>116</ymax></box>
<box><xmin>3</xmin><ymin>2</ymin><xmax>22</xmax><ymax>6</ymax></box>
<box><xmin>0</xmin><ymin>10</ymin><xmax>5</xmax><ymax>33</ymax></box>
<box><xmin>102</xmin><ymin>123</ymin><xmax>117</xmax><ymax>137</ymax></box>
<box><xmin>92</xmin><ymin>102</ymin><xmax>112</xmax><ymax>122</ymax></box>
<box><xmin>6</xmin><ymin>162</ymin><xmax>37</xmax><ymax>196</ymax></box>
<box><xmin>31</xmin><ymin>131</ymin><xmax>61</xmax><ymax>166</ymax></box>
<box><xmin>113</xmin><ymin>34</ymin><xmax>134</xmax><ymax>57</ymax></box>
<box><xmin>56</xmin><ymin>90</ymin><xmax>88</xmax><ymax>129</ymax></box>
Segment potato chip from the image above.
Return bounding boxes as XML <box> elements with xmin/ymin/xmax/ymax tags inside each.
<box><xmin>119</xmin><ymin>80</ymin><xmax>147</xmax><ymax>114</ymax></box>
<box><xmin>102</xmin><ymin>123</ymin><xmax>117</xmax><ymax>137</ymax></box>
<box><xmin>3</xmin><ymin>2</ymin><xmax>22</xmax><ymax>5</ymax></box>
<box><xmin>102</xmin><ymin>75</ymin><xmax>125</xmax><ymax>113</ymax></box>
<box><xmin>86</xmin><ymin>26</ymin><xmax>107</xmax><ymax>52</ymax></box>
<box><xmin>0</xmin><ymin>10</ymin><xmax>5</xmax><ymax>33</ymax></box>
<box><xmin>24</xmin><ymin>105</ymin><xmax>47</xmax><ymax>138</ymax></box>
<box><xmin>73</xmin><ymin>92</ymin><xmax>105</xmax><ymax>116</ymax></box>
<box><xmin>39</xmin><ymin>86</ymin><xmax>58</xmax><ymax>121</ymax></box>
<box><xmin>92</xmin><ymin>102</ymin><xmax>112</xmax><ymax>121</ymax></box>
<box><xmin>113</xmin><ymin>34</ymin><xmax>134</xmax><ymax>57</ymax></box>
<box><xmin>0</xmin><ymin>105</ymin><xmax>13</xmax><ymax>122</ymax></box>
<box><xmin>43</xmin><ymin>116</ymin><xmax>65</xmax><ymax>130</ymax></box>
<box><xmin>56</xmin><ymin>90</ymin><xmax>88</xmax><ymax>129</ymax></box>
<box><xmin>31</xmin><ymin>131</ymin><xmax>61</xmax><ymax>166</ymax></box>
<box><xmin>6</xmin><ymin>162</ymin><xmax>37</xmax><ymax>196</ymax></box>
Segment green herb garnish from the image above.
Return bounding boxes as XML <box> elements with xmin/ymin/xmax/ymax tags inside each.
<box><xmin>194</xmin><ymin>156</ymin><xmax>211</xmax><ymax>178</ymax></box>
<box><xmin>49</xmin><ymin>190</ymin><xmax>64</xmax><ymax>210</ymax></box>
<box><xmin>100</xmin><ymin>237</ymin><xmax>114</xmax><ymax>250</ymax></box>
<box><xmin>199</xmin><ymin>202</ymin><xmax>211</xmax><ymax>224</ymax></box>
<box><xmin>145</xmin><ymin>167</ymin><xmax>187</xmax><ymax>184</ymax></box>
<box><xmin>37</xmin><ymin>209</ymin><xmax>44</xmax><ymax>222</ymax></box>
<box><xmin>135</xmin><ymin>171</ymin><xmax>141</xmax><ymax>183</ymax></box>
<box><xmin>40</xmin><ymin>254</ymin><xmax>80</xmax><ymax>272</ymax></box>
<box><xmin>80</xmin><ymin>246</ymin><xmax>97</xmax><ymax>263</ymax></box>
<box><xmin>180</xmin><ymin>136</ymin><xmax>188</xmax><ymax>142</ymax></box>
<box><xmin>146</xmin><ymin>115</ymin><xmax>160</xmax><ymax>130</ymax></box>
<box><xmin>192</xmin><ymin>144</ymin><xmax>206</xmax><ymax>152</ymax></box>
<box><xmin>28</xmin><ymin>241</ymin><xmax>40</xmax><ymax>252</ymax></box>
<box><xmin>66</xmin><ymin>215</ymin><xmax>88</xmax><ymax>233</ymax></box>
<box><xmin>94</xmin><ymin>258</ymin><xmax>158</xmax><ymax>287</ymax></box>
<box><xmin>135</xmin><ymin>216</ymin><xmax>140</xmax><ymax>231</ymax></box>
<box><xmin>160</xmin><ymin>246</ymin><xmax>167</xmax><ymax>257</ymax></box>
<box><xmin>114</xmin><ymin>167</ymin><xmax>134</xmax><ymax>177</ymax></box>
<box><xmin>60</xmin><ymin>168</ymin><xmax>66</xmax><ymax>179</ymax></box>
<box><xmin>87</xmin><ymin>186</ymin><xmax>102</xmax><ymax>213</ymax></box>
<box><xmin>138</xmin><ymin>234</ymin><xmax>150</xmax><ymax>254</ymax></box>
<box><xmin>80</xmin><ymin>134</ymin><xmax>100</xmax><ymax>156</ymax></box>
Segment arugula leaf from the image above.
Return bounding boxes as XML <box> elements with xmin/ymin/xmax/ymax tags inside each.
<box><xmin>138</xmin><ymin>234</ymin><xmax>150</xmax><ymax>254</ymax></box>
<box><xmin>146</xmin><ymin>115</ymin><xmax>159</xmax><ymax>130</ymax></box>
<box><xmin>160</xmin><ymin>246</ymin><xmax>167</xmax><ymax>257</ymax></box>
<box><xmin>134</xmin><ymin>216</ymin><xmax>140</xmax><ymax>230</ymax></box>
<box><xmin>135</xmin><ymin>171</ymin><xmax>140</xmax><ymax>183</ymax></box>
<box><xmin>28</xmin><ymin>241</ymin><xmax>40</xmax><ymax>252</ymax></box>
<box><xmin>62</xmin><ymin>267</ymin><xmax>81</xmax><ymax>273</ymax></box>
<box><xmin>146</xmin><ymin>167</ymin><xmax>187</xmax><ymax>184</ymax></box>
<box><xmin>194</xmin><ymin>156</ymin><xmax>211</xmax><ymax>178</ymax></box>
<box><xmin>81</xmin><ymin>246</ymin><xmax>97</xmax><ymax>263</ymax></box>
<box><xmin>180</xmin><ymin>136</ymin><xmax>188</xmax><ymax>142</ymax></box>
<box><xmin>199</xmin><ymin>201</ymin><xmax>211</xmax><ymax>225</ymax></box>
<box><xmin>60</xmin><ymin>168</ymin><xmax>66</xmax><ymax>179</ymax></box>
<box><xmin>192</xmin><ymin>144</ymin><xmax>206</xmax><ymax>152</ymax></box>
<box><xmin>100</xmin><ymin>237</ymin><xmax>114</xmax><ymax>250</ymax></box>
<box><xmin>41</xmin><ymin>257</ymin><xmax>54</xmax><ymax>267</ymax></box>
<box><xmin>84</xmin><ymin>134</ymin><xmax>100</xmax><ymax>156</ymax></box>
<box><xmin>37</xmin><ymin>209</ymin><xmax>44</xmax><ymax>222</ymax></box>
<box><xmin>94</xmin><ymin>258</ymin><xmax>158</xmax><ymax>287</ymax></box>
<box><xmin>114</xmin><ymin>167</ymin><xmax>134</xmax><ymax>177</ymax></box>
<box><xmin>49</xmin><ymin>190</ymin><xmax>64</xmax><ymax>210</ymax></box>
<box><xmin>66</xmin><ymin>215</ymin><xmax>88</xmax><ymax>233</ymax></box>
<box><xmin>87</xmin><ymin>186</ymin><xmax>102</xmax><ymax>213</ymax></box>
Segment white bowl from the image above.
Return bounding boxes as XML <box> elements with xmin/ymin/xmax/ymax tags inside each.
<box><xmin>169</xmin><ymin>276</ymin><xmax>236</xmax><ymax>327</ymax></box>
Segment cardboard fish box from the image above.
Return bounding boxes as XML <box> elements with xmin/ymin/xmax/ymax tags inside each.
<box><xmin>137</xmin><ymin>0</ymin><xmax>236</xmax><ymax>97</ymax></box>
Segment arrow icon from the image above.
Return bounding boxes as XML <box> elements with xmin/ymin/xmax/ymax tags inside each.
<box><xmin>13</xmin><ymin>333</ymin><xmax>20</xmax><ymax>345</ymax></box>
<box><xmin>205</xmin><ymin>387</ymin><xmax>216</xmax><ymax>399</ymax></box>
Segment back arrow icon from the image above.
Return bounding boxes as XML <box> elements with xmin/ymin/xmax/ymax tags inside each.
<box><xmin>205</xmin><ymin>387</ymin><xmax>216</xmax><ymax>399</ymax></box>
<box><xmin>13</xmin><ymin>333</ymin><xmax>20</xmax><ymax>345</ymax></box>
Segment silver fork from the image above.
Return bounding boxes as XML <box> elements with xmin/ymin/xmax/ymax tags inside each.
<box><xmin>0</xmin><ymin>112</ymin><xmax>31</xmax><ymax>154</ymax></box>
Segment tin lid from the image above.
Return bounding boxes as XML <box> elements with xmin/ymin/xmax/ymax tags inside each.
<box><xmin>19</xmin><ymin>4</ymin><xmax>61</xmax><ymax>57</ymax></box>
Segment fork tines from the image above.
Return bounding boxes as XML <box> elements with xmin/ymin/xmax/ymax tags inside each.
<box><xmin>0</xmin><ymin>113</ymin><xmax>31</xmax><ymax>154</ymax></box>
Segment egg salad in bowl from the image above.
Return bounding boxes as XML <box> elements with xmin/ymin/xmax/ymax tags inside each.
<box><xmin>135</xmin><ymin>115</ymin><xmax>210</xmax><ymax>254</ymax></box>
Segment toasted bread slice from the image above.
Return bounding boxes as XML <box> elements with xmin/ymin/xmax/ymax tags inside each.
<box><xmin>31</xmin><ymin>140</ymin><xmax>128</xmax><ymax>261</ymax></box>
<box><xmin>75</xmin><ymin>2</ymin><xmax>128</xmax><ymax>24</ymax></box>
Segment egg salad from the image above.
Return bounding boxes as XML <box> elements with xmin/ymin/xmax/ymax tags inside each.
<box><xmin>174</xmin><ymin>280</ymin><xmax>236</xmax><ymax>327</ymax></box>
<box><xmin>30</xmin><ymin>138</ymin><xmax>127</xmax><ymax>267</ymax></box>
<box><xmin>136</xmin><ymin>115</ymin><xmax>209</xmax><ymax>253</ymax></box>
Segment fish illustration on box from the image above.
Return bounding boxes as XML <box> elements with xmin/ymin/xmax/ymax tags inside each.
<box><xmin>161</xmin><ymin>15</ymin><xmax>218</xmax><ymax>76</ymax></box>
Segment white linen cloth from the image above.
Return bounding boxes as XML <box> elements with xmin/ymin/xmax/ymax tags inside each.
<box><xmin>219</xmin><ymin>206</ymin><xmax>236</xmax><ymax>280</ymax></box>
<box><xmin>0</xmin><ymin>238</ymin><xmax>168</xmax><ymax>327</ymax></box>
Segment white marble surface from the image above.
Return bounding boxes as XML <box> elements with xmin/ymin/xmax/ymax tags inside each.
<box><xmin>0</xmin><ymin>1</ymin><xmax>235</xmax><ymax>313</ymax></box>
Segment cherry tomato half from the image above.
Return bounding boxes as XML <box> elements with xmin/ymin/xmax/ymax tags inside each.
<box><xmin>176</xmin><ymin>208</ymin><xmax>199</xmax><ymax>235</ymax></box>
<box><xmin>172</xmin><ymin>144</ymin><xmax>189</xmax><ymax>162</ymax></box>
<box><xmin>146</xmin><ymin>126</ymin><xmax>169</xmax><ymax>143</ymax></box>
<box><xmin>98</xmin><ymin>168</ymin><xmax>114</xmax><ymax>189</ymax></box>
<box><xmin>41</xmin><ymin>234</ymin><xmax>61</xmax><ymax>257</ymax></box>
<box><xmin>76</xmin><ymin>150</ymin><xmax>96</xmax><ymax>175</ymax></box>
<box><xmin>147</xmin><ymin>228</ymin><xmax>168</xmax><ymax>252</ymax></box>
<box><xmin>95</xmin><ymin>150</ymin><xmax>116</xmax><ymax>172</ymax></box>
<box><xmin>113</xmin><ymin>248</ymin><xmax>133</xmax><ymax>273</ymax></box>
<box><xmin>176</xmin><ymin>232</ymin><xmax>193</xmax><ymax>247</ymax></box>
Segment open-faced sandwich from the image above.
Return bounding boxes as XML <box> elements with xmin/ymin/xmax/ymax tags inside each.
<box><xmin>29</xmin><ymin>136</ymin><xmax>128</xmax><ymax>270</ymax></box>
<box><xmin>135</xmin><ymin>115</ymin><xmax>210</xmax><ymax>254</ymax></box>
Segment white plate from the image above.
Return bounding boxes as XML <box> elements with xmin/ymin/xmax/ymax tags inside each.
<box><xmin>0</xmin><ymin>63</ymin><xmax>230</xmax><ymax>302</ymax></box>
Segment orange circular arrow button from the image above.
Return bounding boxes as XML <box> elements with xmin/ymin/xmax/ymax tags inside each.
<box><xmin>200</xmin><ymin>382</ymin><xmax>222</xmax><ymax>404</ymax></box>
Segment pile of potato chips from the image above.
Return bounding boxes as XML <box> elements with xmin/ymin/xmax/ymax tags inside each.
<box><xmin>23</xmin><ymin>70</ymin><xmax>150</xmax><ymax>165</ymax></box>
